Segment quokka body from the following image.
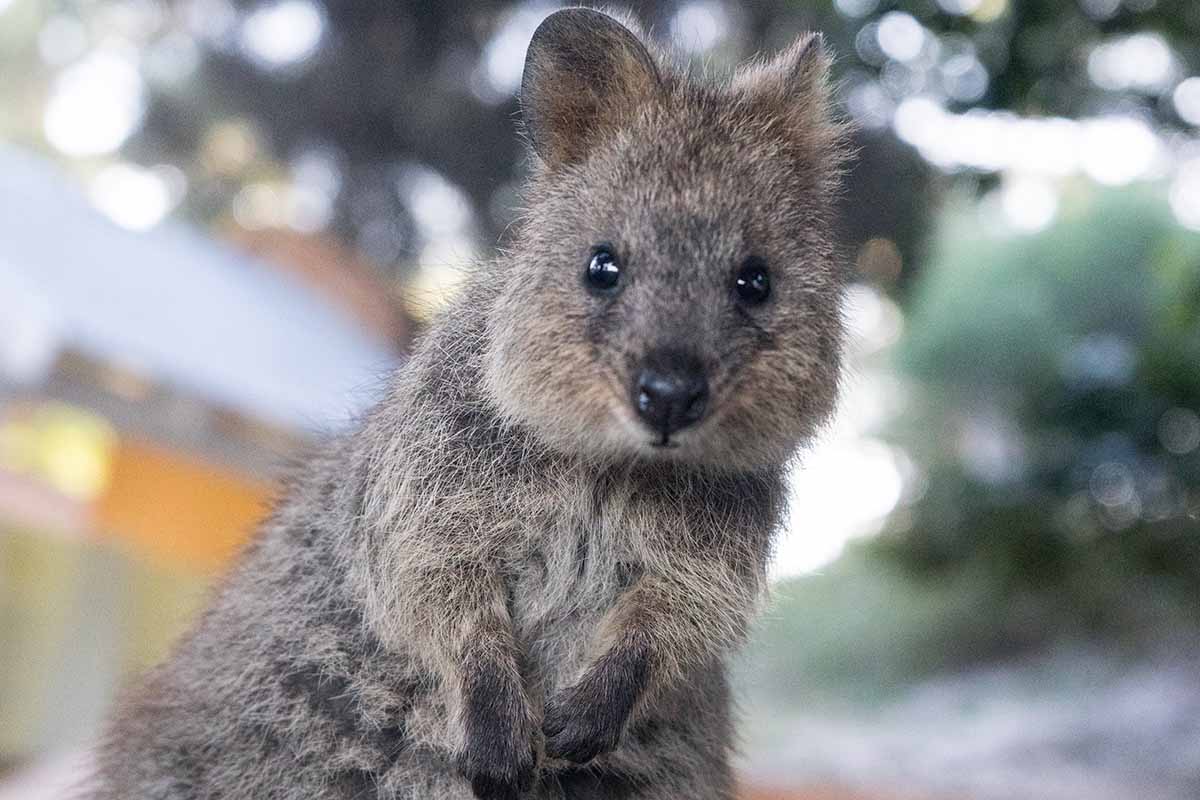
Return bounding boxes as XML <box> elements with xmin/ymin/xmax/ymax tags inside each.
<box><xmin>87</xmin><ymin>7</ymin><xmax>852</xmax><ymax>799</ymax></box>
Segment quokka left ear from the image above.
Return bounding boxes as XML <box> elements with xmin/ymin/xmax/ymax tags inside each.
<box><xmin>520</xmin><ymin>8</ymin><xmax>662</xmax><ymax>170</ymax></box>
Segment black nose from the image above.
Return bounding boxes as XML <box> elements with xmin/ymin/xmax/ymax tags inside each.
<box><xmin>633</xmin><ymin>352</ymin><xmax>709</xmax><ymax>437</ymax></box>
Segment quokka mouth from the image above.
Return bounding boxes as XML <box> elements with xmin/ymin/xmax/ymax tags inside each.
<box><xmin>650</xmin><ymin>432</ymin><xmax>680</xmax><ymax>449</ymax></box>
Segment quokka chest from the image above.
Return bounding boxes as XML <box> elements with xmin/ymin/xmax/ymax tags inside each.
<box><xmin>503</xmin><ymin>472</ymin><xmax>648</xmax><ymax>680</ymax></box>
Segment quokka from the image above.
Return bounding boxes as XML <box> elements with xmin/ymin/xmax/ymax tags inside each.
<box><xmin>87</xmin><ymin>7</ymin><xmax>851</xmax><ymax>799</ymax></box>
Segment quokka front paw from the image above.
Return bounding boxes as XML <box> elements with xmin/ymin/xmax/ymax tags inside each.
<box><xmin>542</xmin><ymin>644</ymin><xmax>649</xmax><ymax>765</ymax></box>
<box><xmin>462</xmin><ymin>744</ymin><xmax>535</xmax><ymax>800</ymax></box>
<box><xmin>542</xmin><ymin>697</ymin><xmax>623</xmax><ymax>764</ymax></box>
<box><xmin>460</xmin><ymin>669</ymin><xmax>538</xmax><ymax>800</ymax></box>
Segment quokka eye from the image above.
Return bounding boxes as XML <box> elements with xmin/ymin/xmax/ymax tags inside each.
<box><xmin>585</xmin><ymin>246</ymin><xmax>621</xmax><ymax>291</ymax></box>
<box><xmin>734</xmin><ymin>257</ymin><xmax>771</xmax><ymax>305</ymax></box>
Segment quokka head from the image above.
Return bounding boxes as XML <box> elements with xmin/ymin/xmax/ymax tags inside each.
<box><xmin>484</xmin><ymin>7</ymin><xmax>853</xmax><ymax>471</ymax></box>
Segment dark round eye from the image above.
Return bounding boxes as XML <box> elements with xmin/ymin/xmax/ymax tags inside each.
<box><xmin>586</xmin><ymin>247</ymin><xmax>621</xmax><ymax>291</ymax></box>
<box><xmin>734</xmin><ymin>257</ymin><xmax>770</xmax><ymax>305</ymax></box>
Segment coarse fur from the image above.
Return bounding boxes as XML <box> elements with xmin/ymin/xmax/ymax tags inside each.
<box><xmin>85</xmin><ymin>7</ymin><xmax>852</xmax><ymax>800</ymax></box>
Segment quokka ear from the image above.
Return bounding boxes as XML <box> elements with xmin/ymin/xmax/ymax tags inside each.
<box><xmin>520</xmin><ymin>8</ymin><xmax>661</xmax><ymax>169</ymax></box>
<box><xmin>732</xmin><ymin>32</ymin><xmax>838</xmax><ymax>141</ymax></box>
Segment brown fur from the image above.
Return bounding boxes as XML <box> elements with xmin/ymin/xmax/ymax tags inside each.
<box><xmin>85</xmin><ymin>8</ymin><xmax>851</xmax><ymax>800</ymax></box>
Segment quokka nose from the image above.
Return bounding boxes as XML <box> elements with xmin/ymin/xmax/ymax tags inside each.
<box><xmin>633</xmin><ymin>357</ymin><xmax>709</xmax><ymax>436</ymax></box>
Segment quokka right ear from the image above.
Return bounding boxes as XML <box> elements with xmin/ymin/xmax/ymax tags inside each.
<box><xmin>732</xmin><ymin>32</ymin><xmax>835</xmax><ymax>131</ymax></box>
<box><xmin>520</xmin><ymin>8</ymin><xmax>661</xmax><ymax>170</ymax></box>
<box><xmin>731</xmin><ymin>32</ymin><xmax>851</xmax><ymax>180</ymax></box>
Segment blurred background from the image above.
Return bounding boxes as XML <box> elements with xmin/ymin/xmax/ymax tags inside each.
<box><xmin>1</xmin><ymin>1</ymin><xmax>1199</xmax><ymax>798</ymax></box>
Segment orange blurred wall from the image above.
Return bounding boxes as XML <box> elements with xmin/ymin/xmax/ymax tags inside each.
<box><xmin>93</xmin><ymin>439</ymin><xmax>274</xmax><ymax>573</ymax></box>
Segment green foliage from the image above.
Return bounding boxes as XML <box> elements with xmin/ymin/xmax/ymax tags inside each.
<box><xmin>739</xmin><ymin>548</ymin><xmax>1011</xmax><ymax>706</ymax></box>
<box><xmin>874</xmin><ymin>188</ymin><xmax>1200</xmax><ymax>648</ymax></box>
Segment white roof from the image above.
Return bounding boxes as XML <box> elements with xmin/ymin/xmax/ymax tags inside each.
<box><xmin>0</xmin><ymin>145</ymin><xmax>397</xmax><ymax>431</ymax></box>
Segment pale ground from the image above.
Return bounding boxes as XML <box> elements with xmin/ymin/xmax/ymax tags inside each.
<box><xmin>740</xmin><ymin>645</ymin><xmax>1200</xmax><ymax>800</ymax></box>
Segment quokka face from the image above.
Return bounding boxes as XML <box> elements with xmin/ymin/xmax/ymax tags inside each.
<box><xmin>485</xmin><ymin>9</ymin><xmax>852</xmax><ymax>471</ymax></box>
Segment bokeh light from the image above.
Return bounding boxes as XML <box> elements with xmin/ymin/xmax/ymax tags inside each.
<box><xmin>88</xmin><ymin>163</ymin><xmax>183</xmax><ymax>232</ymax></box>
<box><xmin>670</xmin><ymin>1</ymin><xmax>732</xmax><ymax>54</ymax></box>
<box><xmin>1174</xmin><ymin>77</ymin><xmax>1200</xmax><ymax>126</ymax></box>
<box><xmin>239</xmin><ymin>0</ymin><xmax>325</xmax><ymax>70</ymax></box>
<box><xmin>43</xmin><ymin>50</ymin><xmax>145</xmax><ymax>157</ymax></box>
